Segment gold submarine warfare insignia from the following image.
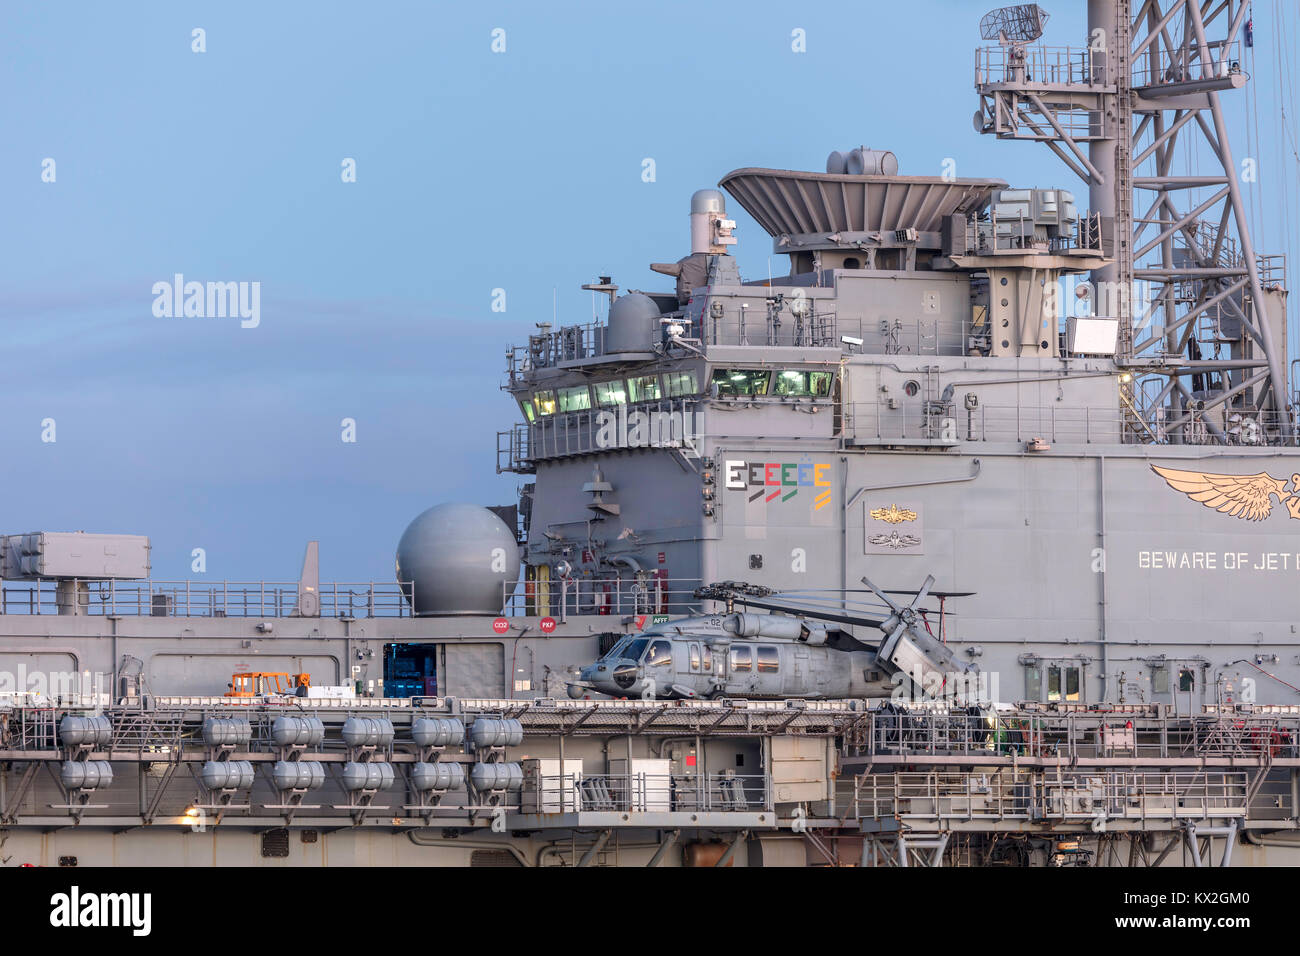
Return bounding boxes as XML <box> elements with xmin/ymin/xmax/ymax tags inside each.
<box><xmin>869</xmin><ymin>504</ymin><xmax>918</xmax><ymax>524</ymax></box>
<box><xmin>1150</xmin><ymin>464</ymin><xmax>1300</xmax><ymax>522</ymax></box>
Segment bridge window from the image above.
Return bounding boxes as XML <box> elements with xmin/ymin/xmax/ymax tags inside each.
<box><xmin>664</xmin><ymin>370</ymin><xmax>698</xmax><ymax>397</ymax></box>
<box><xmin>533</xmin><ymin>390</ymin><xmax>557</xmax><ymax>416</ymax></box>
<box><xmin>645</xmin><ymin>640</ymin><xmax>672</xmax><ymax>668</ymax></box>
<box><xmin>772</xmin><ymin>370</ymin><xmax>834</xmax><ymax>397</ymax></box>
<box><xmin>730</xmin><ymin>646</ymin><xmax>752</xmax><ymax>672</ymax></box>
<box><xmin>520</xmin><ymin>399</ymin><xmax>536</xmax><ymax>423</ymax></box>
<box><xmin>557</xmin><ymin>385</ymin><xmax>591</xmax><ymax>412</ymax></box>
<box><xmin>756</xmin><ymin>646</ymin><xmax>779</xmax><ymax>673</ymax></box>
<box><xmin>594</xmin><ymin>380</ymin><xmax>628</xmax><ymax>406</ymax></box>
<box><xmin>712</xmin><ymin>369</ymin><xmax>770</xmax><ymax>397</ymax></box>
<box><xmin>628</xmin><ymin>374</ymin><xmax>662</xmax><ymax>402</ymax></box>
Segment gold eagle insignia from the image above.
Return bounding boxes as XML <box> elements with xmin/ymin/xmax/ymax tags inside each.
<box><xmin>1150</xmin><ymin>464</ymin><xmax>1300</xmax><ymax>522</ymax></box>
<box><xmin>869</xmin><ymin>504</ymin><xmax>918</xmax><ymax>524</ymax></box>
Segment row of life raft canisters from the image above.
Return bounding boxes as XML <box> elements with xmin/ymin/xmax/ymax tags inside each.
<box><xmin>57</xmin><ymin>714</ymin><xmax>526</xmax><ymax>793</ymax></box>
<box><xmin>58</xmin><ymin>717</ymin><xmax>116</xmax><ymax>791</ymax></box>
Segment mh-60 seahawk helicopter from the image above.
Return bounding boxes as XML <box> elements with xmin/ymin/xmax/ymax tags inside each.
<box><xmin>566</xmin><ymin>576</ymin><xmax>976</xmax><ymax>701</ymax></box>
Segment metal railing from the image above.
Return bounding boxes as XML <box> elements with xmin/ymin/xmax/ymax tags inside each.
<box><xmin>504</xmin><ymin>573</ymin><xmax>701</xmax><ymax>618</ymax></box>
<box><xmin>505</xmin><ymin>309</ymin><xmax>841</xmax><ymax>386</ymax></box>
<box><xmin>507</xmin><ymin>322</ymin><xmax>607</xmax><ymax>384</ymax></box>
<box><xmin>844</xmin><ymin>400</ymin><xmax>1296</xmax><ymax>446</ymax></box>
<box><xmin>0</xmin><ymin>580</ymin><xmax>416</xmax><ymax>617</ymax></box>
<box><xmin>965</xmin><ymin>209</ymin><xmax>1106</xmax><ymax>256</ymax></box>
<box><xmin>851</xmin><ymin>769</ymin><xmax>1248</xmax><ymax>824</ymax></box>
<box><xmin>845</xmin><ymin>400</ymin><xmax>1123</xmax><ymax>445</ymax></box>
<box><xmin>501</xmin><ymin>395</ymin><xmax>1299</xmax><ymax>461</ymax></box>
<box><xmin>0</xmin><ymin>574</ymin><xmax>703</xmax><ymax>621</ymax></box>
<box><xmin>975</xmin><ymin>44</ymin><xmax>1105</xmax><ymax>90</ymax></box>
<box><xmin>1257</xmin><ymin>253</ymin><xmax>1288</xmax><ymax>289</ymax></box>
<box><xmin>848</xmin><ymin>707</ymin><xmax>1300</xmax><ymax>763</ymax></box>
<box><xmin>700</xmin><ymin>307</ymin><xmax>838</xmax><ymax>349</ymax></box>
<box><xmin>528</xmin><ymin>771</ymin><xmax>771</xmax><ymax>814</ymax></box>
<box><xmin>498</xmin><ymin>399</ymin><xmax>703</xmax><ymax>472</ymax></box>
<box><xmin>1134</xmin><ymin>41</ymin><xmax>1244</xmax><ymax>88</ymax></box>
<box><xmin>975</xmin><ymin>41</ymin><xmax>1244</xmax><ymax>92</ymax></box>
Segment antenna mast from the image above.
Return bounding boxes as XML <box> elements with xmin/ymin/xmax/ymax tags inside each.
<box><xmin>975</xmin><ymin>1</ymin><xmax>1291</xmax><ymax>443</ymax></box>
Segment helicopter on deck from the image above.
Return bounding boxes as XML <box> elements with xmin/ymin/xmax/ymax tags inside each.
<box><xmin>565</xmin><ymin>575</ymin><xmax>977</xmax><ymax>701</ymax></box>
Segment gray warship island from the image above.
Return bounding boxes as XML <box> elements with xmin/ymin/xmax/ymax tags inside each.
<box><xmin>3</xmin><ymin>0</ymin><xmax>1299</xmax><ymax>868</ymax></box>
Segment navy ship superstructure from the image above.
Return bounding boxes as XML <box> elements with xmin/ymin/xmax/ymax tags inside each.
<box><xmin>2</xmin><ymin>1</ymin><xmax>1299</xmax><ymax>867</ymax></box>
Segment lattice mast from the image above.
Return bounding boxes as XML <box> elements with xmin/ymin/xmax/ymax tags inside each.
<box><xmin>975</xmin><ymin>1</ymin><xmax>1291</xmax><ymax>442</ymax></box>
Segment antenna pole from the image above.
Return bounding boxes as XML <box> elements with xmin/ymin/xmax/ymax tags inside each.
<box><xmin>974</xmin><ymin>0</ymin><xmax>1291</xmax><ymax>442</ymax></box>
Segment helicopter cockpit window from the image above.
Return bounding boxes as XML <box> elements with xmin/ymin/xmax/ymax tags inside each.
<box><xmin>730</xmin><ymin>646</ymin><xmax>752</xmax><ymax>672</ymax></box>
<box><xmin>645</xmin><ymin>640</ymin><xmax>672</xmax><ymax>668</ymax></box>
<box><xmin>689</xmin><ymin>643</ymin><xmax>700</xmax><ymax>671</ymax></box>
<box><xmin>701</xmin><ymin>644</ymin><xmax>712</xmax><ymax>672</ymax></box>
<box><xmin>772</xmin><ymin>370</ymin><xmax>834</xmax><ymax>398</ymax></box>
<box><xmin>711</xmin><ymin>369</ymin><xmax>770</xmax><ymax>397</ymax></box>
<box><xmin>607</xmin><ymin>638</ymin><xmax>648</xmax><ymax>663</ymax></box>
<box><xmin>756</xmin><ymin>646</ymin><xmax>779</xmax><ymax>673</ymax></box>
<box><xmin>594</xmin><ymin>380</ymin><xmax>629</xmax><ymax>406</ymax></box>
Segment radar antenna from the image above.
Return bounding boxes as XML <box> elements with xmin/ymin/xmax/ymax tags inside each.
<box><xmin>979</xmin><ymin>4</ymin><xmax>1049</xmax><ymax>43</ymax></box>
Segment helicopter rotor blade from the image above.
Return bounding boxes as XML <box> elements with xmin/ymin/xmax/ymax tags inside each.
<box><xmin>910</xmin><ymin>574</ymin><xmax>935</xmax><ymax>612</ymax></box>
<box><xmin>860</xmin><ymin>575</ymin><xmax>904</xmax><ymax>616</ymax></box>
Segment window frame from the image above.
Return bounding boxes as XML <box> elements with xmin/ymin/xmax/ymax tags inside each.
<box><xmin>533</xmin><ymin>389</ymin><xmax>557</xmax><ymax>416</ymax></box>
<box><xmin>664</xmin><ymin>369</ymin><xmax>698</xmax><ymax>398</ymax></box>
<box><xmin>772</xmin><ymin>369</ymin><xmax>835</xmax><ymax>398</ymax></box>
<box><xmin>711</xmin><ymin>368</ymin><xmax>771</xmax><ymax>397</ymax></box>
<box><xmin>556</xmin><ymin>384</ymin><xmax>592</xmax><ymax>413</ymax></box>
<box><xmin>627</xmin><ymin>373</ymin><xmax>663</xmax><ymax>403</ymax></box>
<box><xmin>594</xmin><ymin>380</ymin><xmax>629</xmax><ymax>407</ymax></box>
<box><xmin>645</xmin><ymin>640</ymin><xmax>673</xmax><ymax>669</ymax></box>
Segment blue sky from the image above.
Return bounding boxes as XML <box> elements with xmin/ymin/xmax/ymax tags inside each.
<box><xmin>3</xmin><ymin>0</ymin><xmax>1296</xmax><ymax>582</ymax></box>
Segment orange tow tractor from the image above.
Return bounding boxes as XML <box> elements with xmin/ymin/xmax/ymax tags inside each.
<box><xmin>224</xmin><ymin>672</ymin><xmax>310</xmax><ymax>697</ymax></box>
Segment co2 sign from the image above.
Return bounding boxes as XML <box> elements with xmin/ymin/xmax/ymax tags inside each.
<box><xmin>539</xmin><ymin>617</ymin><xmax>557</xmax><ymax>634</ymax></box>
<box><xmin>491</xmin><ymin>617</ymin><xmax>509</xmax><ymax>634</ymax></box>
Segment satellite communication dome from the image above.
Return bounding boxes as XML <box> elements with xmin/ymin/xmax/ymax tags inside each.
<box><xmin>395</xmin><ymin>503</ymin><xmax>520</xmax><ymax>616</ymax></box>
<box><xmin>605</xmin><ymin>292</ymin><xmax>660</xmax><ymax>353</ymax></box>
